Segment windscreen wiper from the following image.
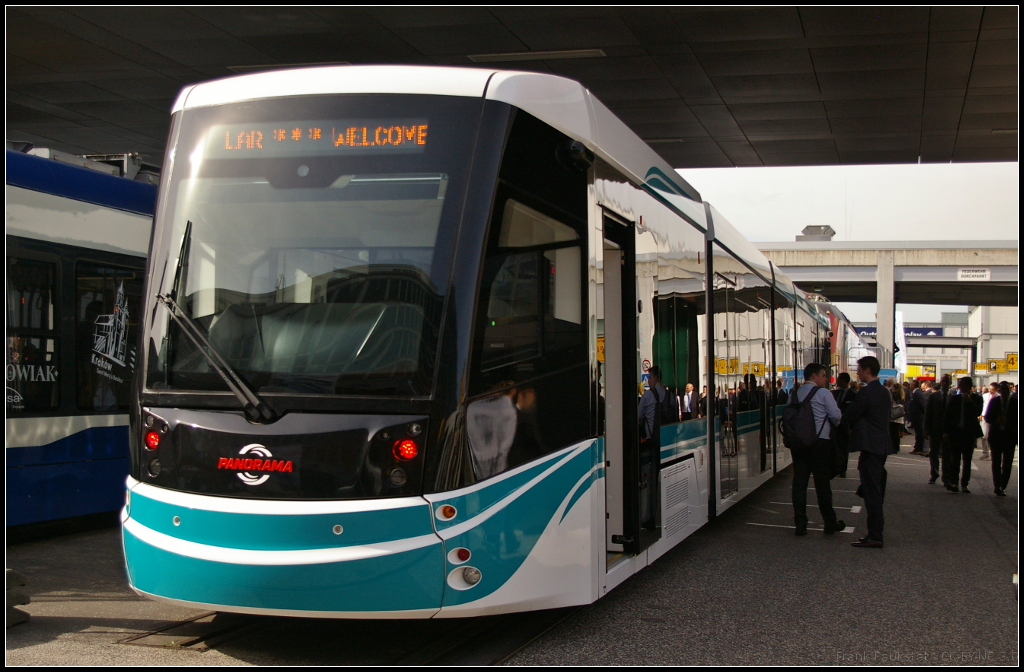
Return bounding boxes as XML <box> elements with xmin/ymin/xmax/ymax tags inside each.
<box><xmin>157</xmin><ymin>293</ymin><xmax>278</xmax><ymax>424</ymax></box>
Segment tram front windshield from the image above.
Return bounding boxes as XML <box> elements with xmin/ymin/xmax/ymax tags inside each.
<box><xmin>145</xmin><ymin>94</ymin><xmax>481</xmax><ymax>398</ymax></box>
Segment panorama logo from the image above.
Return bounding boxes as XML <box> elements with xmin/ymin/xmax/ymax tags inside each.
<box><xmin>217</xmin><ymin>443</ymin><xmax>293</xmax><ymax>486</ymax></box>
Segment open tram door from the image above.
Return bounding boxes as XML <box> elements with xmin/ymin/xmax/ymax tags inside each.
<box><xmin>601</xmin><ymin>211</ymin><xmax>661</xmax><ymax>565</ymax></box>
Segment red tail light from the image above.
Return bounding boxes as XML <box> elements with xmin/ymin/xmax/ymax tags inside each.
<box><xmin>145</xmin><ymin>431</ymin><xmax>160</xmax><ymax>450</ymax></box>
<box><xmin>392</xmin><ymin>439</ymin><xmax>418</xmax><ymax>461</ymax></box>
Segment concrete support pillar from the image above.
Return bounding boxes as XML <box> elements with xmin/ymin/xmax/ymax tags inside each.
<box><xmin>875</xmin><ymin>250</ymin><xmax>895</xmax><ymax>368</ymax></box>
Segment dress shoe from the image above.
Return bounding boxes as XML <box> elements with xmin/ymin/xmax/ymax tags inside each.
<box><xmin>851</xmin><ymin>537</ymin><xmax>883</xmax><ymax>549</ymax></box>
<box><xmin>996</xmin><ymin>488</ymin><xmax>1006</xmax><ymax>497</ymax></box>
<box><xmin>945</xmin><ymin>483</ymin><xmax>959</xmax><ymax>493</ymax></box>
<box><xmin>795</xmin><ymin>527</ymin><xmax>807</xmax><ymax>536</ymax></box>
<box><xmin>824</xmin><ymin>520</ymin><xmax>846</xmax><ymax>535</ymax></box>
<box><xmin>928</xmin><ymin>477</ymin><xmax>937</xmax><ymax>484</ymax></box>
<box><xmin>961</xmin><ymin>487</ymin><xmax>970</xmax><ymax>494</ymax></box>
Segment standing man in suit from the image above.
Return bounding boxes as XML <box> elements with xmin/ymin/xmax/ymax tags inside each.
<box><xmin>925</xmin><ymin>375</ymin><xmax>951</xmax><ymax>485</ymax></box>
<box><xmin>907</xmin><ymin>380</ymin><xmax>928</xmax><ymax>455</ymax></box>
<box><xmin>842</xmin><ymin>356</ymin><xmax>893</xmax><ymax>549</ymax></box>
<box><xmin>775</xmin><ymin>378</ymin><xmax>789</xmax><ymax>406</ymax></box>
<box><xmin>680</xmin><ymin>382</ymin><xmax>696</xmax><ymax>421</ymax></box>
<box><xmin>985</xmin><ymin>381</ymin><xmax>1018</xmax><ymax>497</ymax></box>
<box><xmin>832</xmin><ymin>372</ymin><xmax>857</xmax><ymax>478</ymax></box>
<box><xmin>943</xmin><ymin>376</ymin><xmax>984</xmax><ymax>493</ymax></box>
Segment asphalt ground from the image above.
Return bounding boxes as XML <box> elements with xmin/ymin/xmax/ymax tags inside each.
<box><xmin>508</xmin><ymin>437</ymin><xmax>1019</xmax><ymax>665</ymax></box>
<box><xmin>6</xmin><ymin>435</ymin><xmax>1018</xmax><ymax>666</ymax></box>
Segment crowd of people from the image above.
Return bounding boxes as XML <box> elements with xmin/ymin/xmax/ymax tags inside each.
<box><xmin>906</xmin><ymin>375</ymin><xmax>1019</xmax><ymax>496</ymax></box>
<box><xmin>637</xmin><ymin>362</ymin><xmax>1018</xmax><ymax>550</ymax></box>
<box><xmin>791</xmin><ymin>360</ymin><xmax>1019</xmax><ymax>550</ymax></box>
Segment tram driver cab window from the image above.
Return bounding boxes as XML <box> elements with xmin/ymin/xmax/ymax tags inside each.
<box><xmin>466</xmin><ymin>111</ymin><xmax>589</xmax><ymax>483</ymax></box>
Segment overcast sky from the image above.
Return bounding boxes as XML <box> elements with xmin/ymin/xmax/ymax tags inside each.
<box><xmin>677</xmin><ymin>161</ymin><xmax>1019</xmax><ymax>243</ymax></box>
<box><xmin>677</xmin><ymin>162</ymin><xmax>1019</xmax><ymax>322</ymax></box>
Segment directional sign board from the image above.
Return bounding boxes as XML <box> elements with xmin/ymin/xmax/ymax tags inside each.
<box><xmin>1007</xmin><ymin>353</ymin><xmax>1018</xmax><ymax>371</ymax></box>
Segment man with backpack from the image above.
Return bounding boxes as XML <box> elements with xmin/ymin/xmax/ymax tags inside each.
<box><xmin>784</xmin><ymin>362</ymin><xmax>845</xmax><ymax>537</ymax></box>
<box><xmin>638</xmin><ymin>365</ymin><xmax>677</xmax><ymax>445</ymax></box>
<box><xmin>637</xmin><ymin>365</ymin><xmax>676</xmax><ymax>528</ymax></box>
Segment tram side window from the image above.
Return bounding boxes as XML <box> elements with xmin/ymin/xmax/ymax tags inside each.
<box><xmin>654</xmin><ymin>295</ymin><xmax>701</xmax><ymax>421</ymax></box>
<box><xmin>76</xmin><ymin>262</ymin><xmax>144</xmax><ymax>412</ymax></box>
<box><xmin>465</xmin><ymin>111</ymin><xmax>589</xmax><ymax>482</ymax></box>
<box><xmin>6</xmin><ymin>257</ymin><xmax>60</xmax><ymax>413</ymax></box>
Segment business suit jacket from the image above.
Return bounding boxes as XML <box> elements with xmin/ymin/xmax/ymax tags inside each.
<box><xmin>680</xmin><ymin>391</ymin><xmax>697</xmax><ymax>417</ymax></box>
<box><xmin>832</xmin><ymin>386</ymin><xmax>857</xmax><ymax>412</ymax></box>
<box><xmin>924</xmin><ymin>389</ymin><xmax>949</xmax><ymax>436</ymax></box>
<box><xmin>944</xmin><ymin>392</ymin><xmax>984</xmax><ymax>443</ymax></box>
<box><xmin>842</xmin><ymin>378</ymin><xmax>892</xmax><ymax>455</ymax></box>
<box><xmin>984</xmin><ymin>393</ymin><xmax>1018</xmax><ymax>448</ymax></box>
<box><xmin>907</xmin><ymin>388</ymin><xmax>926</xmax><ymax>425</ymax></box>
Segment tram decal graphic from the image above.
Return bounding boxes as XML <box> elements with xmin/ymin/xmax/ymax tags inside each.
<box><xmin>217</xmin><ymin>444</ymin><xmax>294</xmax><ymax>485</ymax></box>
<box><xmin>92</xmin><ymin>282</ymin><xmax>130</xmax><ymax>367</ymax></box>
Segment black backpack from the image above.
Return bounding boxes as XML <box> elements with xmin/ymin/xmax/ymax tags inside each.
<box><xmin>781</xmin><ymin>386</ymin><xmax>827</xmax><ymax>450</ymax></box>
<box><xmin>640</xmin><ymin>385</ymin><xmax>677</xmax><ymax>440</ymax></box>
<box><xmin>652</xmin><ymin>385</ymin><xmax>678</xmax><ymax>425</ymax></box>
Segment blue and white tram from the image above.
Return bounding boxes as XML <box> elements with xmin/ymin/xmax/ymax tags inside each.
<box><xmin>122</xmin><ymin>66</ymin><xmax>862</xmax><ymax>618</ymax></box>
<box><xmin>6</xmin><ymin>149</ymin><xmax>156</xmax><ymax>526</ymax></box>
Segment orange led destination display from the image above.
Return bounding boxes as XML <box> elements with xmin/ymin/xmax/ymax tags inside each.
<box><xmin>206</xmin><ymin>119</ymin><xmax>428</xmax><ymax>158</ymax></box>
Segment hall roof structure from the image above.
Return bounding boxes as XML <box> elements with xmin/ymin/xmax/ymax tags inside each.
<box><xmin>6</xmin><ymin>6</ymin><xmax>1018</xmax><ymax>167</ymax></box>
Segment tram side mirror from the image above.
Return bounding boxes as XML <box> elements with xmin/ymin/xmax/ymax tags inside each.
<box><xmin>556</xmin><ymin>140</ymin><xmax>594</xmax><ymax>173</ymax></box>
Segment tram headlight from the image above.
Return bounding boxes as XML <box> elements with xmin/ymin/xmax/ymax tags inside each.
<box><xmin>462</xmin><ymin>567</ymin><xmax>481</xmax><ymax>585</ymax></box>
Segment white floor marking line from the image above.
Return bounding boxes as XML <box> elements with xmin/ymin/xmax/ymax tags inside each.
<box><xmin>769</xmin><ymin>501</ymin><xmax>860</xmax><ymax>511</ymax></box>
<box><xmin>746</xmin><ymin>522</ymin><xmax>855</xmax><ymax>534</ymax></box>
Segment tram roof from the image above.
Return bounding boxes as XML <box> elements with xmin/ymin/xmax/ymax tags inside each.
<box><xmin>171</xmin><ymin>65</ymin><xmax>704</xmax><ymax>205</ymax></box>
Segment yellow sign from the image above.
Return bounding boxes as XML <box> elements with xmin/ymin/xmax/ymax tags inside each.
<box><xmin>716</xmin><ymin>358</ymin><xmax>727</xmax><ymax>375</ymax></box>
<box><xmin>753</xmin><ymin>363</ymin><xmax>764</xmax><ymax>376</ymax></box>
<box><xmin>952</xmin><ymin>369</ymin><xmax>968</xmax><ymax>376</ymax></box>
<box><xmin>742</xmin><ymin>363</ymin><xmax>751</xmax><ymax>375</ymax></box>
<box><xmin>597</xmin><ymin>336</ymin><xmax>605</xmax><ymax>363</ymax></box>
<box><xmin>1007</xmin><ymin>353</ymin><xmax>1018</xmax><ymax>371</ymax></box>
<box><xmin>776</xmin><ymin>365</ymin><xmax>793</xmax><ymax>372</ymax></box>
<box><xmin>728</xmin><ymin>358</ymin><xmax>739</xmax><ymax>375</ymax></box>
<box><xmin>974</xmin><ymin>363</ymin><xmax>990</xmax><ymax>374</ymax></box>
<box><xmin>989</xmin><ymin>359</ymin><xmax>1008</xmax><ymax>374</ymax></box>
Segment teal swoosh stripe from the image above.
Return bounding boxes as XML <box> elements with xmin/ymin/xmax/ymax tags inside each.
<box><xmin>660</xmin><ymin>418</ymin><xmax>707</xmax><ymax>446</ymax></box>
<box><xmin>123</xmin><ymin>527</ymin><xmax>443</xmax><ymax>612</ymax></box>
<box><xmin>431</xmin><ymin>447</ymin><xmax>572</xmax><ymax>532</ymax></box>
<box><xmin>128</xmin><ymin>491</ymin><xmax>433</xmax><ymax>551</ymax></box>
<box><xmin>559</xmin><ymin>462</ymin><xmax>603</xmax><ymax>524</ymax></box>
<box><xmin>440</xmin><ymin>442</ymin><xmax>595</xmax><ymax>607</ymax></box>
<box><xmin>643</xmin><ymin>166</ymin><xmax>698</xmax><ymax>201</ymax></box>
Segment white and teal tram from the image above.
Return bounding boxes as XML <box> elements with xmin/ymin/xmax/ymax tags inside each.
<box><xmin>122</xmin><ymin>66</ymin><xmax>863</xmax><ymax>618</ymax></box>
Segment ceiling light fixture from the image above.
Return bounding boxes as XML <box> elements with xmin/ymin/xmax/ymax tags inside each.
<box><xmin>468</xmin><ymin>49</ymin><xmax>605</xmax><ymax>63</ymax></box>
<box><xmin>227</xmin><ymin>62</ymin><xmax>351</xmax><ymax>74</ymax></box>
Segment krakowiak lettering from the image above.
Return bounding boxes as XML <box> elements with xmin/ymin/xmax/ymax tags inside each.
<box><xmin>5</xmin><ymin>364</ymin><xmax>59</xmax><ymax>382</ymax></box>
<box><xmin>217</xmin><ymin>457</ymin><xmax>293</xmax><ymax>472</ymax></box>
